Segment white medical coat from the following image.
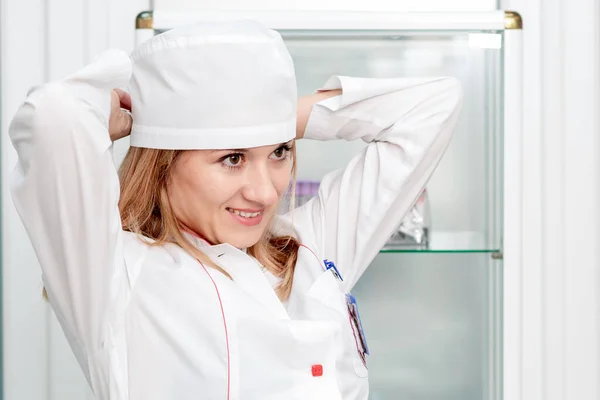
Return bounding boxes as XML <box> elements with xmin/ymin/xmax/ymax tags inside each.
<box><xmin>9</xmin><ymin>50</ymin><xmax>462</xmax><ymax>399</ymax></box>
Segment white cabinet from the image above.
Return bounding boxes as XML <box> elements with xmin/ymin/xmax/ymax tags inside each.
<box><xmin>134</xmin><ymin>10</ymin><xmax>522</xmax><ymax>400</ymax></box>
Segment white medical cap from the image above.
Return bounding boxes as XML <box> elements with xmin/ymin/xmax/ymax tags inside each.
<box><xmin>129</xmin><ymin>20</ymin><xmax>297</xmax><ymax>150</ymax></box>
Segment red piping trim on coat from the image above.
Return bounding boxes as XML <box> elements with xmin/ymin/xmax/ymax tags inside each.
<box><xmin>299</xmin><ymin>244</ymin><xmax>326</xmax><ymax>272</ymax></box>
<box><xmin>198</xmin><ymin>259</ymin><xmax>231</xmax><ymax>400</ymax></box>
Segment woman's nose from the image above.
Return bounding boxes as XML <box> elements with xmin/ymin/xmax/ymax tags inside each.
<box><xmin>242</xmin><ymin>165</ymin><xmax>279</xmax><ymax>206</ymax></box>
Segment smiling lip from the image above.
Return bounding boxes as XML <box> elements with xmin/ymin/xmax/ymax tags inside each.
<box><xmin>227</xmin><ymin>207</ymin><xmax>264</xmax><ymax>227</ymax></box>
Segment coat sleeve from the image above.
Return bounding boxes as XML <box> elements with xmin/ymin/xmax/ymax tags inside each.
<box><xmin>9</xmin><ymin>50</ymin><xmax>132</xmax><ymax>369</ymax></box>
<box><xmin>290</xmin><ymin>76</ymin><xmax>463</xmax><ymax>292</ymax></box>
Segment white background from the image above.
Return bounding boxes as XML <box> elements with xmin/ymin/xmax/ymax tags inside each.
<box><xmin>501</xmin><ymin>0</ymin><xmax>600</xmax><ymax>399</ymax></box>
<box><xmin>1</xmin><ymin>1</ymin><xmax>150</xmax><ymax>398</ymax></box>
<box><xmin>2</xmin><ymin>0</ymin><xmax>599</xmax><ymax>399</ymax></box>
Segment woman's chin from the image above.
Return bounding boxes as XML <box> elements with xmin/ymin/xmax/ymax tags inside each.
<box><xmin>219</xmin><ymin>211</ymin><xmax>273</xmax><ymax>249</ymax></box>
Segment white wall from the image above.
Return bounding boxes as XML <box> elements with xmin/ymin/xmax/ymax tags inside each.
<box><xmin>1</xmin><ymin>1</ymin><xmax>47</xmax><ymax>399</ymax></box>
<box><xmin>1</xmin><ymin>0</ymin><xmax>149</xmax><ymax>399</ymax></box>
<box><xmin>501</xmin><ymin>0</ymin><xmax>600</xmax><ymax>399</ymax></box>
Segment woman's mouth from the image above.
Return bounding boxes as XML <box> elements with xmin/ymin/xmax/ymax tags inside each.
<box><xmin>226</xmin><ymin>208</ymin><xmax>264</xmax><ymax>226</ymax></box>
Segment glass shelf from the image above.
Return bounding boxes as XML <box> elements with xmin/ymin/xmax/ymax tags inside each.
<box><xmin>381</xmin><ymin>249</ymin><xmax>500</xmax><ymax>254</ymax></box>
<box><xmin>380</xmin><ymin>231</ymin><xmax>501</xmax><ymax>253</ymax></box>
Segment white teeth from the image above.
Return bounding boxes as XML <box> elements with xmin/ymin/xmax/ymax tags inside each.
<box><xmin>229</xmin><ymin>209</ymin><xmax>261</xmax><ymax>218</ymax></box>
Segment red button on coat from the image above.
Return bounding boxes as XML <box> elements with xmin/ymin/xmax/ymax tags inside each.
<box><xmin>311</xmin><ymin>364</ymin><xmax>323</xmax><ymax>377</ymax></box>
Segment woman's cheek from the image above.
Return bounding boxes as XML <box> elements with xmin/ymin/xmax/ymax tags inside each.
<box><xmin>274</xmin><ymin>169</ymin><xmax>293</xmax><ymax>196</ymax></box>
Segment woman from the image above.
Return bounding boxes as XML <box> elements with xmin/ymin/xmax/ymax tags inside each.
<box><xmin>9</xmin><ymin>20</ymin><xmax>461</xmax><ymax>400</ymax></box>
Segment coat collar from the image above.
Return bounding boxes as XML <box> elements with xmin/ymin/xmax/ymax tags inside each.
<box><xmin>183</xmin><ymin>232</ymin><xmax>290</xmax><ymax>320</ymax></box>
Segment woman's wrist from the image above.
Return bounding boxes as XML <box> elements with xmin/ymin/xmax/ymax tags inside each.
<box><xmin>296</xmin><ymin>89</ymin><xmax>342</xmax><ymax>139</ymax></box>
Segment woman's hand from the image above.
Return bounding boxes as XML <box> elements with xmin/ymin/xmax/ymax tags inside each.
<box><xmin>109</xmin><ymin>88</ymin><xmax>132</xmax><ymax>142</ymax></box>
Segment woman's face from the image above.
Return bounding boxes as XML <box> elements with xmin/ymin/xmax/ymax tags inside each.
<box><xmin>167</xmin><ymin>141</ymin><xmax>294</xmax><ymax>249</ymax></box>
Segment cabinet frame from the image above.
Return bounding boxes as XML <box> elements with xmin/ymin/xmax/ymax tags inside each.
<box><xmin>134</xmin><ymin>11</ymin><xmax>523</xmax><ymax>400</ymax></box>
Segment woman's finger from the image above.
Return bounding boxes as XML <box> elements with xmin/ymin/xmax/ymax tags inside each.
<box><xmin>114</xmin><ymin>88</ymin><xmax>132</xmax><ymax>111</ymax></box>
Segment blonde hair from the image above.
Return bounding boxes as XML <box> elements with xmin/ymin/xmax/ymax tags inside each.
<box><xmin>117</xmin><ymin>146</ymin><xmax>300</xmax><ymax>300</ymax></box>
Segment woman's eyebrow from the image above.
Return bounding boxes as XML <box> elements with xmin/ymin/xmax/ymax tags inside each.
<box><xmin>210</xmin><ymin>141</ymin><xmax>293</xmax><ymax>154</ymax></box>
<box><xmin>210</xmin><ymin>148</ymin><xmax>249</xmax><ymax>154</ymax></box>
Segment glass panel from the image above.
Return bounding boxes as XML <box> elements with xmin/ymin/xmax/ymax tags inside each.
<box><xmin>352</xmin><ymin>253</ymin><xmax>502</xmax><ymax>400</ymax></box>
<box><xmin>281</xmin><ymin>31</ymin><xmax>503</xmax><ymax>252</ymax></box>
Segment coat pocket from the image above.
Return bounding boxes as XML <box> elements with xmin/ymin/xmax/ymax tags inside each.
<box><xmin>305</xmin><ymin>269</ymin><xmax>342</xmax><ymax>308</ymax></box>
<box><xmin>306</xmin><ymin>271</ymin><xmax>370</xmax><ymax>378</ymax></box>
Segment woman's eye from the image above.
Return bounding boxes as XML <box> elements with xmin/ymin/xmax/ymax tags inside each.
<box><xmin>228</xmin><ymin>154</ymin><xmax>241</xmax><ymax>165</ymax></box>
<box><xmin>222</xmin><ymin>154</ymin><xmax>243</xmax><ymax>168</ymax></box>
<box><xmin>270</xmin><ymin>147</ymin><xmax>289</xmax><ymax>160</ymax></box>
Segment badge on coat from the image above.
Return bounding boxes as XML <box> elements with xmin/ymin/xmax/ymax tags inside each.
<box><xmin>345</xmin><ymin>293</ymin><xmax>370</xmax><ymax>367</ymax></box>
<box><xmin>323</xmin><ymin>259</ymin><xmax>369</xmax><ymax>366</ymax></box>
